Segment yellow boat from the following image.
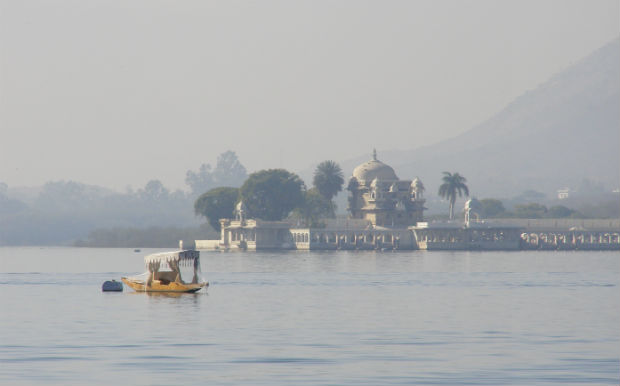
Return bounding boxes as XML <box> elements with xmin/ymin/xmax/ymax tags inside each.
<box><xmin>122</xmin><ymin>250</ymin><xmax>208</xmax><ymax>293</ymax></box>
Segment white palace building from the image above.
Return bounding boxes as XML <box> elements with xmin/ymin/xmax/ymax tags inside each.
<box><xmin>195</xmin><ymin>151</ymin><xmax>532</xmax><ymax>251</ymax></box>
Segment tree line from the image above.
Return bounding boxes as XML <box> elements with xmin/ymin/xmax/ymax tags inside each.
<box><xmin>2</xmin><ymin>150</ymin><xmax>615</xmax><ymax>246</ymax></box>
<box><xmin>194</xmin><ymin>161</ymin><xmax>344</xmax><ymax>231</ymax></box>
<box><xmin>435</xmin><ymin>172</ymin><xmax>603</xmax><ymax>220</ymax></box>
<box><xmin>195</xmin><ymin>164</ymin><xmax>614</xmax><ymax>231</ymax></box>
<box><xmin>0</xmin><ymin>151</ymin><xmax>250</xmax><ymax>246</ymax></box>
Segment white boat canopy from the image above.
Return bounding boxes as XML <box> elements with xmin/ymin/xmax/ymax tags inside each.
<box><xmin>143</xmin><ymin>250</ymin><xmax>201</xmax><ymax>277</ymax></box>
<box><xmin>144</xmin><ymin>250</ymin><xmax>200</xmax><ymax>267</ymax></box>
<box><xmin>124</xmin><ymin>249</ymin><xmax>206</xmax><ymax>288</ymax></box>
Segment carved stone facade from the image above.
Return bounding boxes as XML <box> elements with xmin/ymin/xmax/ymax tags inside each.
<box><xmin>347</xmin><ymin>150</ymin><xmax>425</xmax><ymax>227</ymax></box>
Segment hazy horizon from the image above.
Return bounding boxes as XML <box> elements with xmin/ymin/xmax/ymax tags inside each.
<box><xmin>1</xmin><ymin>0</ymin><xmax>619</xmax><ymax>192</ymax></box>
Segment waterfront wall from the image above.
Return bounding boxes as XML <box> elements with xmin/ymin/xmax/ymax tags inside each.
<box><xmin>477</xmin><ymin>218</ymin><xmax>620</xmax><ymax>231</ymax></box>
<box><xmin>521</xmin><ymin>230</ymin><xmax>620</xmax><ymax>250</ymax></box>
<box><xmin>195</xmin><ymin>218</ymin><xmax>620</xmax><ymax>251</ymax></box>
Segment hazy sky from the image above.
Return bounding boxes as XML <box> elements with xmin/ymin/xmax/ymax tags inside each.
<box><xmin>1</xmin><ymin>0</ymin><xmax>618</xmax><ymax>191</ymax></box>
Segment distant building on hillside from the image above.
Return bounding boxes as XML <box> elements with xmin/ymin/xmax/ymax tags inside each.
<box><xmin>557</xmin><ymin>187</ymin><xmax>571</xmax><ymax>200</ymax></box>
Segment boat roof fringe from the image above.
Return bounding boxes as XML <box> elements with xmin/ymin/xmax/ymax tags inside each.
<box><xmin>143</xmin><ymin>250</ymin><xmax>200</xmax><ymax>267</ymax></box>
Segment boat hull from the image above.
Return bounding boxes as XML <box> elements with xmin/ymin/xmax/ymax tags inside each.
<box><xmin>121</xmin><ymin>277</ymin><xmax>208</xmax><ymax>293</ymax></box>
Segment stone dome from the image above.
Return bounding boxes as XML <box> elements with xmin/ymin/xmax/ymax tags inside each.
<box><xmin>352</xmin><ymin>151</ymin><xmax>398</xmax><ymax>184</ymax></box>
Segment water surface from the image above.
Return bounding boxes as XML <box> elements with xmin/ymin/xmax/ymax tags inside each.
<box><xmin>1</xmin><ymin>248</ymin><xmax>618</xmax><ymax>385</ymax></box>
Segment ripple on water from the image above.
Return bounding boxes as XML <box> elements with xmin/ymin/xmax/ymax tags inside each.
<box><xmin>232</xmin><ymin>357</ymin><xmax>334</xmax><ymax>364</ymax></box>
<box><xmin>1</xmin><ymin>248</ymin><xmax>618</xmax><ymax>386</ymax></box>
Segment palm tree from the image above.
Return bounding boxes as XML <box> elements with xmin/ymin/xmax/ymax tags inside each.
<box><xmin>313</xmin><ymin>160</ymin><xmax>344</xmax><ymax>201</ymax></box>
<box><xmin>438</xmin><ymin>172</ymin><xmax>469</xmax><ymax>220</ymax></box>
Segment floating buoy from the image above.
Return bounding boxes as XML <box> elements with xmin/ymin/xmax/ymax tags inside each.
<box><xmin>102</xmin><ymin>280</ymin><xmax>123</xmax><ymax>292</ymax></box>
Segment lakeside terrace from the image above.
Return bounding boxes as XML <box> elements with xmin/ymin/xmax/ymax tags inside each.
<box><xmin>195</xmin><ymin>218</ymin><xmax>620</xmax><ymax>251</ymax></box>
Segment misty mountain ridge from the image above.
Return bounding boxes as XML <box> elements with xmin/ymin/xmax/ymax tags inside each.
<box><xmin>335</xmin><ymin>37</ymin><xmax>620</xmax><ymax>198</ymax></box>
<box><xmin>2</xmin><ymin>38</ymin><xmax>619</xmax><ymax>245</ymax></box>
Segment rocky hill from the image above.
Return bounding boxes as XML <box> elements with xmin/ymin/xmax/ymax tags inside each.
<box><xmin>339</xmin><ymin>37</ymin><xmax>620</xmax><ymax>199</ymax></box>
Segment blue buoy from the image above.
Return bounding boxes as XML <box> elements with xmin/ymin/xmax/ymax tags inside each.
<box><xmin>102</xmin><ymin>280</ymin><xmax>123</xmax><ymax>292</ymax></box>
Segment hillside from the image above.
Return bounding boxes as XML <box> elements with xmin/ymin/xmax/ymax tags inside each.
<box><xmin>337</xmin><ymin>38</ymin><xmax>620</xmax><ymax>199</ymax></box>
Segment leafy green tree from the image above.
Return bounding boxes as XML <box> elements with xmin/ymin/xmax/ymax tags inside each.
<box><xmin>547</xmin><ymin>205</ymin><xmax>579</xmax><ymax>218</ymax></box>
<box><xmin>0</xmin><ymin>182</ymin><xmax>28</xmax><ymax>216</ymax></box>
<box><xmin>185</xmin><ymin>150</ymin><xmax>247</xmax><ymax>196</ymax></box>
<box><xmin>292</xmin><ymin>188</ymin><xmax>334</xmax><ymax>227</ymax></box>
<box><xmin>240</xmin><ymin>169</ymin><xmax>305</xmax><ymax>221</ymax></box>
<box><xmin>346</xmin><ymin>177</ymin><xmax>360</xmax><ymax>213</ymax></box>
<box><xmin>139</xmin><ymin>180</ymin><xmax>169</xmax><ymax>201</ymax></box>
<box><xmin>480</xmin><ymin>198</ymin><xmax>506</xmax><ymax>218</ymax></box>
<box><xmin>346</xmin><ymin>177</ymin><xmax>359</xmax><ymax>192</ymax></box>
<box><xmin>313</xmin><ymin>160</ymin><xmax>344</xmax><ymax>200</ymax></box>
<box><xmin>194</xmin><ymin>187</ymin><xmax>239</xmax><ymax>232</ymax></box>
<box><xmin>212</xmin><ymin>151</ymin><xmax>248</xmax><ymax>188</ymax></box>
<box><xmin>514</xmin><ymin>203</ymin><xmax>547</xmax><ymax>218</ymax></box>
<box><xmin>35</xmin><ymin>180</ymin><xmax>114</xmax><ymax>211</ymax></box>
<box><xmin>185</xmin><ymin>163</ymin><xmax>215</xmax><ymax>196</ymax></box>
<box><xmin>438</xmin><ymin>172</ymin><xmax>469</xmax><ymax>220</ymax></box>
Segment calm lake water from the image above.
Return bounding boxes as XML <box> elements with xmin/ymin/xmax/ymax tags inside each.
<box><xmin>1</xmin><ymin>247</ymin><xmax>619</xmax><ymax>386</ymax></box>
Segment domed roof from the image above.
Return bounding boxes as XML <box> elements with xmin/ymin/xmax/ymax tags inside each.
<box><xmin>352</xmin><ymin>150</ymin><xmax>398</xmax><ymax>184</ymax></box>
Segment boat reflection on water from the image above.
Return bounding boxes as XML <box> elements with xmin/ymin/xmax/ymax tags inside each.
<box><xmin>147</xmin><ymin>291</ymin><xmax>202</xmax><ymax>299</ymax></box>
